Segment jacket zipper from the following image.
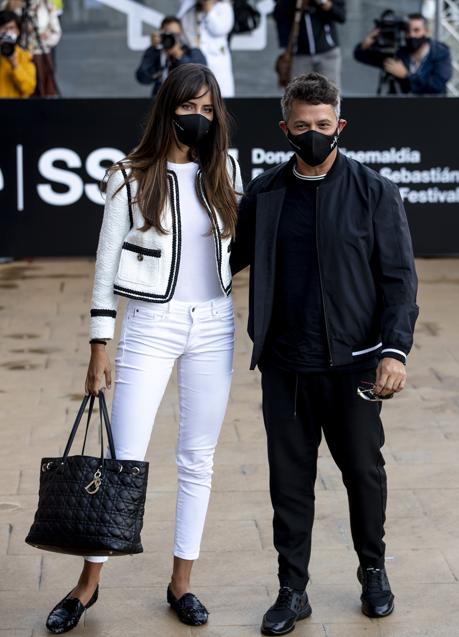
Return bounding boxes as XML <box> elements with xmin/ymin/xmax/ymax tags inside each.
<box><xmin>293</xmin><ymin>373</ymin><xmax>299</xmax><ymax>418</ymax></box>
<box><xmin>315</xmin><ymin>187</ymin><xmax>333</xmax><ymax>366</ymax></box>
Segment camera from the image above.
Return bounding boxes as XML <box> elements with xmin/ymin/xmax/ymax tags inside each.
<box><xmin>372</xmin><ymin>9</ymin><xmax>408</xmax><ymax>56</ymax></box>
<box><xmin>160</xmin><ymin>31</ymin><xmax>177</xmax><ymax>50</ymax></box>
<box><xmin>0</xmin><ymin>32</ymin><xmax>17</xmax><ymax>58</ymax></box>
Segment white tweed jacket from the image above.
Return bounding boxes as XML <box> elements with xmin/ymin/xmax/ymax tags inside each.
<box><xmin>90</xmin><ymin>156</ymin><xmax>242</xmax><ymax>340</ymax></box>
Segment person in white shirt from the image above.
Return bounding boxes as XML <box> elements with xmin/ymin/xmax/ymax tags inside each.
<box><xmin>179</xmin><ymin>0</ymin><xmax>235</xmax><ymax>97</ymax></box>
<box><xmin>44</xmin><ymin>63</ymin><xmax>243</xmax><ymax>634</ymax></box>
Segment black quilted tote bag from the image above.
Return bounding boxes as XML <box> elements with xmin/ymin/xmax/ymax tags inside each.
<box><xmin>25</xmin><ymin>392</ymin><xmax>149</xmax><ymax>556</ymax></box>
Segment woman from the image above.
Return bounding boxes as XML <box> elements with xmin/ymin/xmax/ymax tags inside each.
<box><xmin>45</xmin><ymin>63</ymin><xmax>242</xmax><ymax>634</ymax></box>
<box><xmin>178</xmin><ymin>0</ymin><xmax>235</xmax><ymax>97</ymax></box>
<box><xmin>2</xmin><ymin>0</ymin><xmax>61</xmax><ymax>95</ymax></box>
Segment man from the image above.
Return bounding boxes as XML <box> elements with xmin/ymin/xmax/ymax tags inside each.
<box><xmin>354</xmin><ymin>12</ymin><xmax>452</xmax><ymax>95</ymax></box>
<box><xmin>135</xmin><ymin>15</ymin><xmax>206</xmax><ymax>97</ymax></box>
<box><xmin>0</xmin><ymin>9</ymin><xmax>35</xmax><ymax>97</ymax></box>
<box><xmin>273</xmin><ymin>0</ymin><xmax>346</xmax><ymax>89</ymax></box>
<box><xmin>230</xmin><ymin>73</ymin><xmax>418</xmax><ymax>635</ymax></box>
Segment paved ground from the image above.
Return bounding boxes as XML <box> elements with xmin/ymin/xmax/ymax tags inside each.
<box><xmin>0</xmin><ymin>258</ymin><xmax>459</xmax><ymax>637</ymax></box>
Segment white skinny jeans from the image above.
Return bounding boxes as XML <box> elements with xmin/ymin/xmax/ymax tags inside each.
<box><xmin>85</xmin><ymin>294</ymin><xmax>234</xmax><ymax>563</ymax></box>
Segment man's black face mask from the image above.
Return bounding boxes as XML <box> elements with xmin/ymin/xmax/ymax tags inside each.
<box><xmin>286</xmin><ymin>127</ymin><xmax>339</xmax><ymax>167</ymax></box>
<box><xmin>406</xmin><ymin>36</ymin><xmax>428</xmax><ymax>52</ymax></box>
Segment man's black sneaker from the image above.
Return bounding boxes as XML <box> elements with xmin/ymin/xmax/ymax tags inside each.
<box><xmin>357</xmin><ymin>566</ymin><xmax>395</xmax><ymax>618</ymax></box>
<box><xmin>261</xmin><ymin>586</ymin><xmax>312</xmax><ymax>635</ymax></box>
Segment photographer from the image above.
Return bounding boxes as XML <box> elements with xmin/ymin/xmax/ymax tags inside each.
<box><xmin>178</xmin><ymin>0</ymin><xmax>235</xmax><ymax>97</ymax></box>
<box><xmin>135</xmin><ymin>15</ymin><xmax>206</xmax><ymax>98</ymax></box>
<box><xmin>354</xmin><ymin>12</ymin><xmax>452</xmax><ymax>95</ymax></box>
<box><xmin>3</xmin><ymin>0</ymin><xmax>61</xmax><ymax>96</ymax></box>
<box><xmin>273</xmin><ymin>0</ymin><xmax>346</xmax><ymax>89</ymax></box>
<box><xmin>0</xmin><ymin>9</ymin><xmax>36</xmax><ymax>97</ymax></box>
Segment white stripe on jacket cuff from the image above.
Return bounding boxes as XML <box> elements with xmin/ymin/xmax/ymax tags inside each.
<box><xmin>381</xmin><ymin>348</ymin><xmax>407</xmax><ymax>361</ymax></box>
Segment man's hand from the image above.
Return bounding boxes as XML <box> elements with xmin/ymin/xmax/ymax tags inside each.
<box><xmin>150</xmin><ymin>31</ymin><xmax>161</xmax><ymax>47</ymax></box>
<box><xmin>315</xmin><ymin>0</ymin><xmax>333</xmax><ymax>10</ymax></box>
<box><xmin>200</xmin><ymin>0</ymin><xmax>217</xmax><ymax>13</ymax></box>
<box><xmin>383</xmin><ymin>58</ymin><xmax>408</xmax><ymax>79</ymax></box>
<box><xmin>375</xmin><ymin>357</ymin><xmax>407</xmax><ymax>397</ymax></box>
<box><xmin>361</xmin><ymin>28</ymin><xmax>379</xmax><ymax>50</ymax></box>
<box><xmin>166</xmin><ymin>41</ymin><xmax>184</xmax><ymax>60</ymax></box>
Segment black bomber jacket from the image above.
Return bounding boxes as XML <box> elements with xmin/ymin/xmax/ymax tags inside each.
<box><xmin>230</xmin><ymin>151</ymin><xmax>419</xmax><ymax>371</ymax></box>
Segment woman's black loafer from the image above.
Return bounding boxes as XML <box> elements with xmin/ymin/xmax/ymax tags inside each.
<box><xmin>167</xmin><ymin>584</ymin><xmax>209</xmax><ymax>626</ymax></box>
<box><xmin>46</xmin><ymin>585</ymin><xmax>99</xmax><ymax>634</ymax></box>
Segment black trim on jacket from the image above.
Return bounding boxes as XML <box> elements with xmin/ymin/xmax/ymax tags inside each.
<box><xmin>122</xmin><ymin>242</ymin><xmax>161</xmax><ymax>258</ymax></box>
<box><xmin>90</xmin><ymin>309</ymin><xmax>117</xmax><ymax>318</ymax></box>
<box><xmin>198</xmin><ymin>171</ymin><xmax>232</xmax><ymax>296</ymax></box>
<box><xmin>118</xmin><ymin>163</ymin><xmax>133</xmax><ymax>229</ymax></box>
<box><xmin>230</xmin><ymin>152</ymin><xmax>419</xmax><ymax>370</ymax></box>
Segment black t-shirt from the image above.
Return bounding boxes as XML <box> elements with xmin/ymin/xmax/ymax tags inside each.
<box><xmin>264</xmin><ymin>162</ymin><xmax>377</xmax><ymax>374</ymax></box>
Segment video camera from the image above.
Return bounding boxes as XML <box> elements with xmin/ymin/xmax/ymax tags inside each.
<box><xmin>372</xmin><ymin>9</ymin><xmax>408</xmax><ymax>56</ymax></box>
<box><xmin>0</xmin><ymin>32</ymin><xmax>16</xmax><ymax>57</ymax></box>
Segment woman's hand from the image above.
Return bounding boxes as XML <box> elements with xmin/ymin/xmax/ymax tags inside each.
<box><xmin>85</xmin><ymin>344</ymin><xmax>112</xmax><ymax>396</ymax></box>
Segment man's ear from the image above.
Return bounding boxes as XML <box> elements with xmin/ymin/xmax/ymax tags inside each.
<box><xmin>279</xmin><ymin>120</ymin><xmax>288</xmax><ymax>135</ymax></box>
<box><xmin>338</xmin><ymin>118</ymin><xmax>347</xmax><ymax>134</ymax></box>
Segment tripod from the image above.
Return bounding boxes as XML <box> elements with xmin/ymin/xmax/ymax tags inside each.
<box><xmin>376</xmin><ymin>68</ymin><xmax>401</xmax><ymax>95</ymax></box>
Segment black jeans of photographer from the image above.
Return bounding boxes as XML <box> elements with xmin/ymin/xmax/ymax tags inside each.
<box><xmin>260</xmin><ymin>359</ymin><xmax>387</xmax><ymax>591</ymax></box>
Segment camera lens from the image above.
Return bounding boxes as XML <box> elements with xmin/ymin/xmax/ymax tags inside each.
<box><xmin>0</xmin><ymin>41</ymin><xmax>15</xmax><ymax>57</ymax></box>
<box><xmin>160</xmin><ymin>32</ymin><xmax>176</xmax><ymax>50</ymax></box>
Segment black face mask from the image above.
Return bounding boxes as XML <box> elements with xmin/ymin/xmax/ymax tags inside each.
<box><xmin>287</xmin><ymin>127</ymin><xmax>339</xmax><ymax>167</ymax></box>
<box><xmin>173</xmin><ymin>113</ymin><xmax>211</xmax><ymax>147</ymax></box>
<box><xmin>406</xmin><ymin>36</ymin><xmax>428</xmax><ymax>52</ymax></box>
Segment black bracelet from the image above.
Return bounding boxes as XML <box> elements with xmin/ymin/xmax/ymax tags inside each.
<box><xmin>89</xmin><ymin>338</ymin><xmax>107</xmax><ymax>345</ymax></box>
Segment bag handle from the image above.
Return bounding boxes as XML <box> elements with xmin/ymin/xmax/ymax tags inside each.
<box><xmin>62</xmin><ymin>393</ymin><xmax>117</xmax><ymax>462</ymax></box>
<box><xmin>98</xmin><ymin>391</ymin><xmax>117</xmax><ymax>460</ymax></box>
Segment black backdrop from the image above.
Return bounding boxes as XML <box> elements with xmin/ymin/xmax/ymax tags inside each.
<box><xmin>1</xmin><ymin>98</ymin><xmax>459</xmax><ymax>257</ymax></box>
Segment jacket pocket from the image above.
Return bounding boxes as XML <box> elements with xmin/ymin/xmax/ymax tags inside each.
<box><xmin>117</xmin><ymin>242</ymin><xmax>162</xmax><ymax>286</ymax></box>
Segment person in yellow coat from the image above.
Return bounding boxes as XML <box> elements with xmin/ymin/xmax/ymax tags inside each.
<box><xmin>0</xmin><ymin>10</ymin><xmax>36</xmax><ymax>97</ymax></box>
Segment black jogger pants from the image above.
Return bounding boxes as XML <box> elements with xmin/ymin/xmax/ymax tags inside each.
<box><xmin>260</xmin><ymin>360</ymin><xmax>387</xmax><ymax>591</ymax></box>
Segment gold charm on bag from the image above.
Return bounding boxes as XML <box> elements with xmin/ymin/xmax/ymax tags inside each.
<box><xmin>84</xmin><ymin>469</ymin><xmax>102</xmax><ymax>495</ymax></box>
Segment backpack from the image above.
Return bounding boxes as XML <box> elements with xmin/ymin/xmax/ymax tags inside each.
<box><xmin>231</xmin><ymin>0</ymin><xmax>261</xmax><ymax>35</ymax></box>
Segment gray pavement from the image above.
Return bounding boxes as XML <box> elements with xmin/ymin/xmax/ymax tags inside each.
<box><xmin>0</xmin><ymin>258</ymin><xmax>459</xmax><ymax>636</ymax></box>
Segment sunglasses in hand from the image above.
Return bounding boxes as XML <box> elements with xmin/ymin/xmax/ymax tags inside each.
<box><xmin>357</xmin><ymin>380</ymin><xmax>394</xmax><ymax>402</ymax></box>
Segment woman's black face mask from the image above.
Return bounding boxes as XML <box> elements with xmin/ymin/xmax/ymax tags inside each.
<box><xmin>173</xmin><ymin>113</ymin><xmax>212</xmax><ymax>147</ymax></box>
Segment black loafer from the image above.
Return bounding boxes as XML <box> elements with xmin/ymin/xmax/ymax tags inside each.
<box><xmin>357</xmin><ymin>566</ymin><xmax>394</xmax><ymax>618</ymax></box>
<box><xmin>167</xmin><ymin>584</ymin><xmax>209</xmax><ymax>626</ymax></box>
<box><xmin>261</xmin><ymin>586</ymin><xmax>312</xmax><ymax>636</ymax></box>
<box><xmin>46</xmin><ymin>585</ymin><xmax>99</xmax><ymax>634</ymax></box>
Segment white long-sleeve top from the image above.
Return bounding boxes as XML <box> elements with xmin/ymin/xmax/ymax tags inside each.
<box><xmin>168</xmin><ymin>160</ymin><xmax>223</xmax><ymax>302</ymax></box>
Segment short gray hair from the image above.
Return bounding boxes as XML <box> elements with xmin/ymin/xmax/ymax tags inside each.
<box><xmin>281</xmin><ymin>72</ymin><xmax>341</xmax><ymax>122</ymax></box>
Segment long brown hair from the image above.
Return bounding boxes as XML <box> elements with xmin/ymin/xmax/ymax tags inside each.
<box><xmin>105</xmin><ymin>64</ymin><xmax>237</xmax><ymax>238</ymax></box>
